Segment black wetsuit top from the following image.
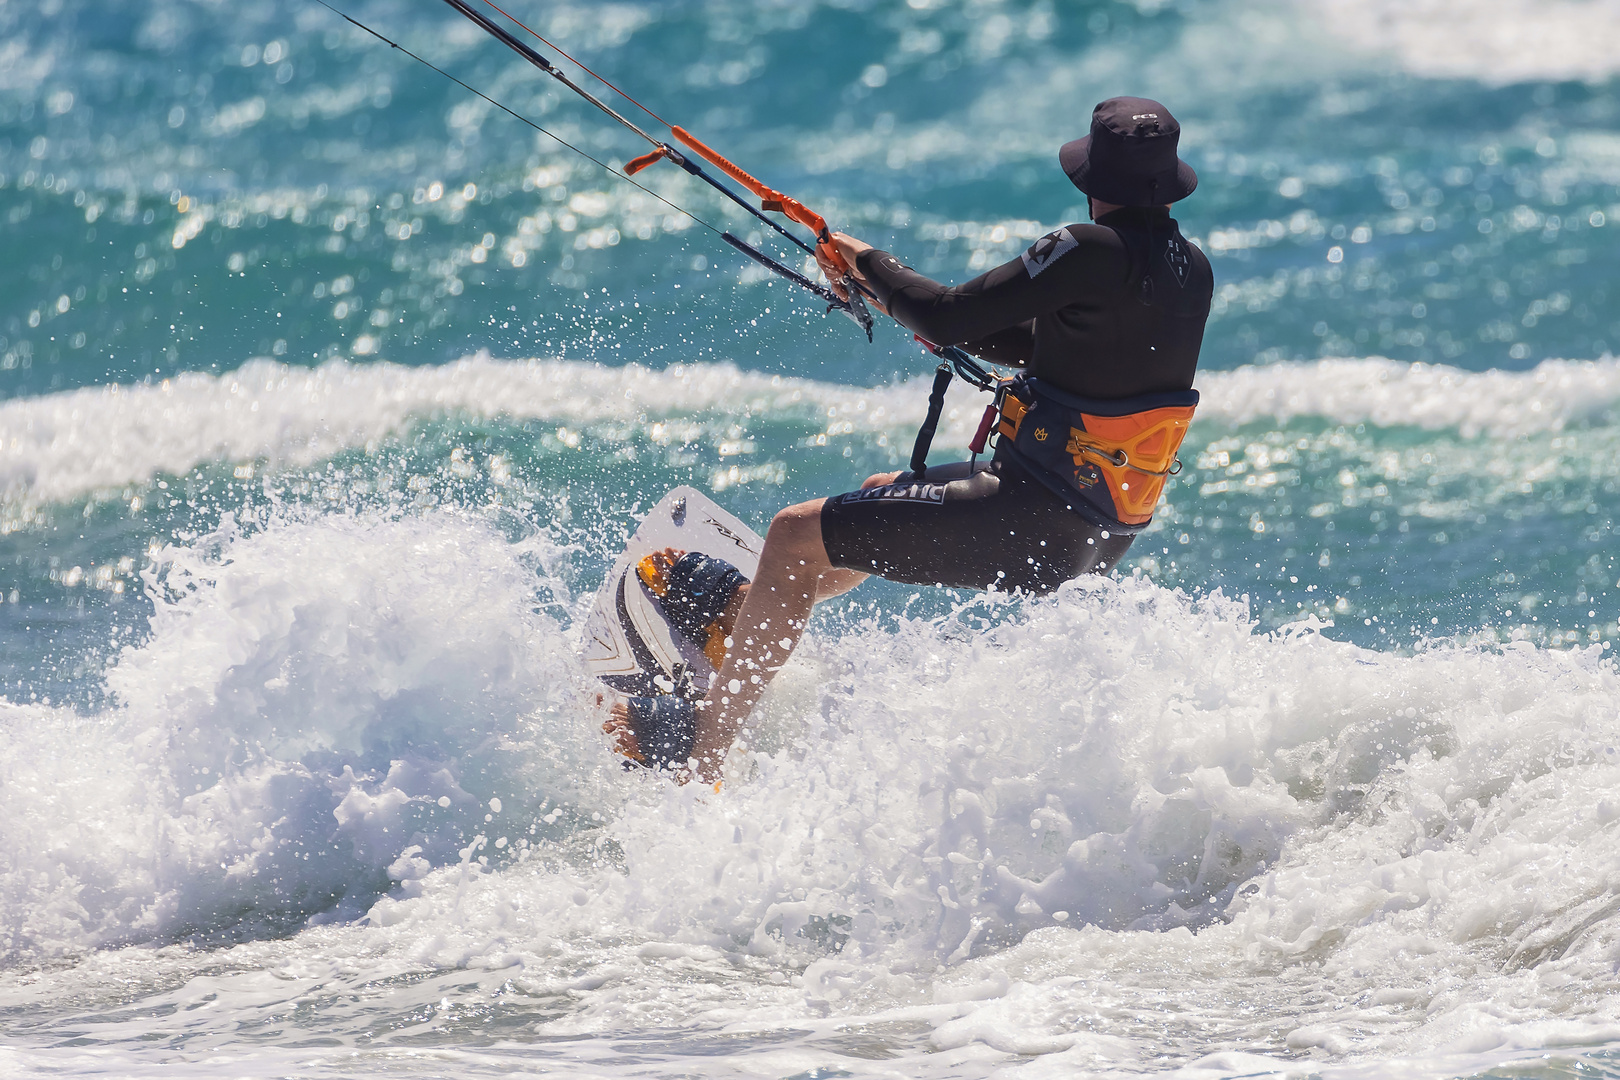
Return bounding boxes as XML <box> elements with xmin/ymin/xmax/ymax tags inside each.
<box><xmin>820</xmin><ymin>208</ymin><xmax>1214</xmax><ymax>593</ymax></box>
<box><xmin>854</xmin><ymin>206</ymin><xmax>1213</xmax><ymax>398</ymax></box>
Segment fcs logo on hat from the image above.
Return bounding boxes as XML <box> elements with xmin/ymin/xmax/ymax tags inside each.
<box><xmin>1132</xmin><ymin>113</ymin><xmax>1159</xmax><ymax>120</ymax></box>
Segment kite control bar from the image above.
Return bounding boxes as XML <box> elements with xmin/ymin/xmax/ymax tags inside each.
<box><xmin>667</xmin><ymin>126</ymin><xmax>874</xmax><ymax>337</ymax></box>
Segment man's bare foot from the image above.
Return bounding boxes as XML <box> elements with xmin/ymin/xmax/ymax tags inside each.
<box><xmin>602</xmin><ymin>548</ymin><xmax>751</xmax><ymax>775</ymax></box>
<box><xmin>603</xmin><ymin>699</ymin><xmax>706</xmax><ymax>786</ymax></box>
<box><xmin>602</xmin><ymin>701</ymin><xmax>643</xmax><ymax>762</ymax></box>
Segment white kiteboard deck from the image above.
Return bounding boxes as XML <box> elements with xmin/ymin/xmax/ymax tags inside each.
<box><xmin>582</xmin><ymin>486</ymin><xmax>763</xmax><ymax>701</ymax></box>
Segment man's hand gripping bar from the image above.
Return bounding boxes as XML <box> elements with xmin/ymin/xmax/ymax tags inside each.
<box><xmin>668</xmin><ymin>127</ymin><xmax>874</xmax><ymax>337</ymax></box>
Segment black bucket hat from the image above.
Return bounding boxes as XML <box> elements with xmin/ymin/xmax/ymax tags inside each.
<box><xmin>1059</xmin><ymin>96</ymin><xmax>1197</xmax><ymax>206</ymax></box>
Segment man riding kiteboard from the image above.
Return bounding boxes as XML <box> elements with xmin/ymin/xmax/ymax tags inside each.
<box><xmin>607</xmin><ymin>96</ymin><xmax>1215</xmax><ymax>782</ymax></box>
<box><xmin>306</xmin><ymin>7</ymin><xmax>1210</xmax><ymax>782</ymax></box>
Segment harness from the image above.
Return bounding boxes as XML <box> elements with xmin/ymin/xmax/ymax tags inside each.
<box><xmin>905</xmin><ymin>349</ymin><xmax>1196</xmax><ymax>534</ymax></box>
<box><xmin>990</xmin><ymin>376</ymin><xmax>1196</xmax><ymax>533</ymax></box>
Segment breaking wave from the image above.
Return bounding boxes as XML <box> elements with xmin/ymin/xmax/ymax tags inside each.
<box><xmin>4</xmin><ymin>354</ymin><xmax>1619</xmax><ymax>506</ymax></box>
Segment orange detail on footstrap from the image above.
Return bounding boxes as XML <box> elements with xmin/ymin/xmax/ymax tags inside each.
<box><xmin>635</xmin><ymin>552</ymin><xmax>675</xmax><ymax>597</ymax></box>
<box><xmin>1070</xmin><ymin>406</ymin><xmax>1196</xmax><ymax>524</ymax></box>
<box><xmin>702</xmin><ymin>623</ymin><xmax>728</xmax><ymax>671</ymax></box>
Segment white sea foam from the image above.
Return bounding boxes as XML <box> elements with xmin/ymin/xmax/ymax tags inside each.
<box><xmin>5</xmin><ymin>506</ymin><xmax>1620</xmax><ymax>1073</ymax></box>
<box><xmin>0</xmin><ymin>354</ymin><xmax>914</xmax><ymax>506</ymax></box>
<box><xmin>4</xmin><ymin>354</ymin><xmax>1619</xmax><ymax>508</ymax></box>
<box><xmin>1194</xmin><ymin>356</ymin><xmax>1620</xmax><ymax>437</ymax></box>
<box><xmin>1306</xmin><ymin>0</ymin><xmax>1620</xmax><ymax>84</ymax></box>
<box><xmin>0</xmin><ymin>508</ymin><xmax>604</xmax><ymax>958</ymax></box>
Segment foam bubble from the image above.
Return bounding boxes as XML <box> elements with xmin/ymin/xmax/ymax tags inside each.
<box><xmin>0</xmin><ymin>354</ymin><xmax>922</xmax><ymax>506</ymax></box>
<box><xmin>342</xmin><ymin>579</ymin><xmax>1620</xmax><ymax>1067</ymax></box>
<box><xmin>1196</xmin><ymin>356</ymin><xmax>1620</xmax><ymax>437</ymax></box>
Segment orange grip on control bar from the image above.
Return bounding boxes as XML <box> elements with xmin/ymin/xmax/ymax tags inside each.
<box><xmin>670</xmin><ymin>125</ymin><xmax>851</xmax><ymax>274</ymax></box>
<box><xmin>624</xmin><ymin>147</ymin><xmax>667</xmax><ymax>175</ymax></box>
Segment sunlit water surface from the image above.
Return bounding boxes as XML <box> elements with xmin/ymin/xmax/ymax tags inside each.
<box><xmin>4</xmin><ymin>0</ymin><xmax>1620</xmax><ymax>1076</ymax></box>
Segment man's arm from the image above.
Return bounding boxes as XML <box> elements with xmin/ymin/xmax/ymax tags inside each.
<box><xmin>853</xmin><ymin>226</ymin><xmax>1120</xmax><ymax>349</ymax></box>
<box><xmin>957</xmin><ymin>321</ymin><xmax>1034</xmax><ymax>367</ymax></box>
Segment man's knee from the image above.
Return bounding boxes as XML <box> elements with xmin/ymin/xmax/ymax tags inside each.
<box><xmin>861</xmin><ymin>470</ymin><xmax>902</xmax><ymax>490</ymax></box>
<box><xmin>768</xmin><ymin>499</ymin><xmax>828</xmax><ymax>556</ymax></box>
<box><xmin>769</xmin><ymin>499</ymin><xmax>822</xmax><ymax>536</ymax></box>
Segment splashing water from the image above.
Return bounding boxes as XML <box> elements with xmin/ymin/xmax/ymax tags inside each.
<box><xmin>6</xmin><ymin>510</ymin><xmax>1620</xmax><ymax>1078</ymax></box>
<box><xmin>5</xmin><ymin>0</ymin><xmax>1620</xmax><ymax>1076</ymax></box>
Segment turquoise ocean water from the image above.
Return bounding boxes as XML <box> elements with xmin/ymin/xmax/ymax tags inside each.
<box><xmin>5</xmin><ymin>0</ymin><xmax>1620</xmax><ymax>1076</ymax></box>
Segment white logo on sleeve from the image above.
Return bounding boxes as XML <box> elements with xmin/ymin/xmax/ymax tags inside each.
<box><xmin>1164</xmin><ymin>234</ymin><xmax>1191</xmax><ymax>287</ymax></box>
<box><xmin>1021</xmin><ymin>227</ymin><xmax>1078</xmax><ymax>279</ymax></box>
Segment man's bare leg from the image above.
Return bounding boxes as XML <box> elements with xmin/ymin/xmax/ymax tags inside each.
<box><xmin>600</xmin><ymin>554</ymin><xmax>864</xmax><ymax>758</ymax></box>
<box><xmin>601</xmin><ymin>580</ymin><xmax>746</xmax><ymax>760</ymax></box>
<box><xmin>604</xmin><ymin>473</ymin><xmax>903</xmax><ymax>775</ymax></box>
<box><xmin>685</xmin><ymin>496</ymin><xmax>844</xmax><ymax>779</ymax></box>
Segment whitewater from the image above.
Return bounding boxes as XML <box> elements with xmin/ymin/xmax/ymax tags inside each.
<box><xmin>5</xmin><ymin>0</ymin><xmax>1620</xmax><ymax>1075</ymax></box>
<box><xmin>2</xmin><ymin>354</ymin><xmax>1620</xmax><ymax>1078</ymax></box>
<box><xmin>4</xmin><ymin>494</ymin><xmax>1620</xmax><ymax>1079</ymax></box>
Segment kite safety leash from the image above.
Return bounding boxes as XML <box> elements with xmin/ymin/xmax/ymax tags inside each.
<box><xmin>904</xmin><ymin>336</ymin><xmax>998</xmax><ymax>480</ymax></box>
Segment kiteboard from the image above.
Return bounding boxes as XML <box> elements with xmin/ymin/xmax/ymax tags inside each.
<box><xmin>582</xmin><ymin>486</ymin><xmax>763</xmax><ymax>702</ymax></box>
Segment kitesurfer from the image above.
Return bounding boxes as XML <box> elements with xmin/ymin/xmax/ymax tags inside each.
<box><xmin>608</xmin><ymin>97</ymin><xmax>1214</xmax><ymax>781</ymax></box>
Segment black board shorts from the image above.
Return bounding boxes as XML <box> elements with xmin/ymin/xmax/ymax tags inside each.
<box><xmin>819</xmin><ymin>459</ymin><xmax>1136</xmax><ymax>594</ymax></box>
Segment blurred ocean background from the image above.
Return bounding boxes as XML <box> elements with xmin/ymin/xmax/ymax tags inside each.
<box><xmin>4</xmin><ymin>0</ymin><xmax>1620</xmax><ymax>1076</ymax></box>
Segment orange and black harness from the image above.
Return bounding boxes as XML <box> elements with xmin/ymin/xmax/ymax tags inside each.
<box><xmin>985</xmin><ymin>376</ymin><xmax>1195</xmax><ymax>533</ymax></box>
<box><xmin>905</xmin><ymin>340</ymin><xmax>1196</xmax><ymax>534</ymax></box>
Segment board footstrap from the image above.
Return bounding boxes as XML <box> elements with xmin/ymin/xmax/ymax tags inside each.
<box><xmin>623</xmin><ymin>695</ymin><xmax>698</xmax><ymax>770</ymax></box>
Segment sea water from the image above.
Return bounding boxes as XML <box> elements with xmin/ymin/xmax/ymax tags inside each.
<box><xmin>3</xmin><ymin>0</ymin><xmax>1620</xmax><ymax>1076</ymax></box>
